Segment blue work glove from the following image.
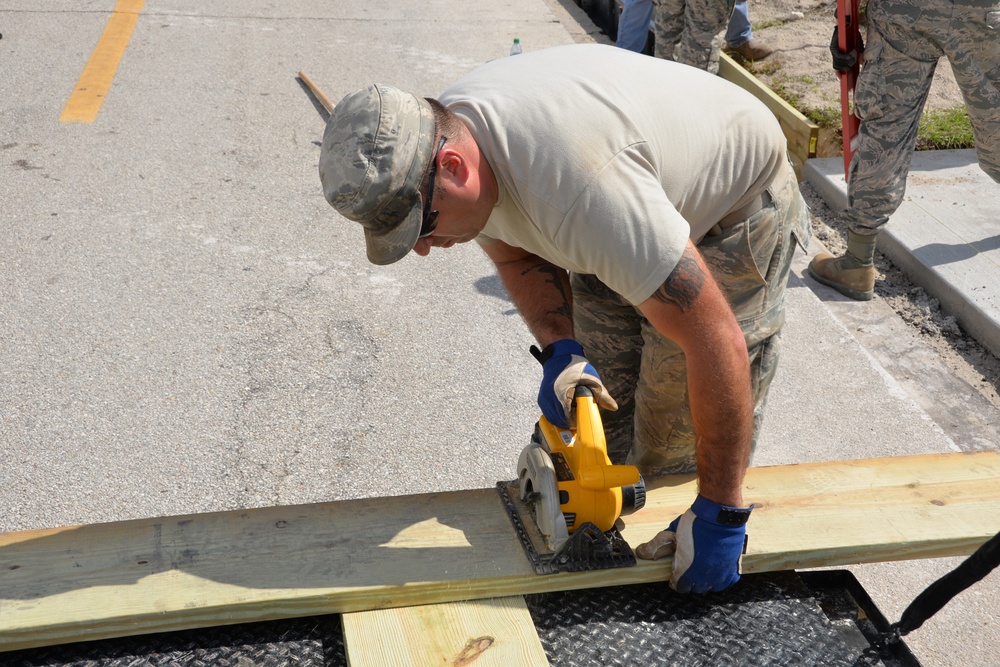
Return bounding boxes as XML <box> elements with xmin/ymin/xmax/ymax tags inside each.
<box><xmin>635</xmin><ymin>494</ymin><xmax>752</xmax><ymax>593</ymax></box>
<box><xmin>531</xmin><ymin>339</ymin><xmax>618</xmax><ymax>428</ymax></box>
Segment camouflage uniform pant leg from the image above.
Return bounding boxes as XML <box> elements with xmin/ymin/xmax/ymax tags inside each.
<box><xmin>935</xmin><ymin>1</ymin><xmax>1000</xmax><ymax>182</ymax></box>
<box><xmin>653</xmin><ymin>0</ymin><xmax>735</xmax><ymax>73</ymax></box>
<box><xmin>652</xmin><ymin>0</ymin><xmax>686</xmax><ymax>61</ymax></box>
<box><xmin>570</xmin><ymin>273</ymin><xmax>644</xmax><ymax>465</ymax></box>
<box><xmin>847</xmin><ymin>0</ymin><xmax>1000</xmax><ymax>235</ymax></box>
<box><xmin>572</xmin><ymin>165</ymin><xmax>810</xmax><ymax>477</ymax></box>
<box><xmin>622</xmin><ymin>295</ymin><xmax>784</xmax><ymax>476</ymax></box>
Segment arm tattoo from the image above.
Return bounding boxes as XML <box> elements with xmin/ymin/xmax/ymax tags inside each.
<box><xmin>652</xmin><ymin>250</ymin><xmax>705</xmax><ymax>313</ymax></box>
<box><xmin>521</xmin><ymin>260</ymin><xmax>573</xmax><ymax>321</ymax></box>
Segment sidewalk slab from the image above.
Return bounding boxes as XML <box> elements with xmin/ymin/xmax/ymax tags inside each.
<box><xmin>805</xmin><ymin>150</ymin><xmax>1000</xmax><ymax>357</ymax></box>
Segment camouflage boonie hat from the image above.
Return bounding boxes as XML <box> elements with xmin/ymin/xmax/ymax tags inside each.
<box><xmin>319</xmin><ymin>83</ymin><xmax>436</xmax><ymax>265</ymax></box>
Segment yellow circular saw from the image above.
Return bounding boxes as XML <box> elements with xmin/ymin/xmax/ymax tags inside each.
<box><xmin>499</xmin><ymin>387</ymin><xmax>646</xmax><ymax>573</ymax></box>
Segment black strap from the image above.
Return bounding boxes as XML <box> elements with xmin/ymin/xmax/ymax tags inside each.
<box><xmin>529</xmin><ymin>344</ymin><xmax>552</xmax><ymax>365</ymax></box>
<box><xmin>716</xmin><ymin>506</ymin><xmax>753</xmax><ymax>527</ymax></box>
<box><xmin>894</xmin><ymin>529</ymin><xmax>1000</xmax><ymax>636</ymax></box>
<box><xmin>529</xmin><ymin>342</ymin><xmax>586</xmax><ymax>366</ymax></box>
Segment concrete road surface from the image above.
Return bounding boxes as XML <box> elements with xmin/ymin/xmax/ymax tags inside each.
<box><xmin>1</xmin><ymin>1</ymin><xmax>996</xmax><ymax>664</ymax></box>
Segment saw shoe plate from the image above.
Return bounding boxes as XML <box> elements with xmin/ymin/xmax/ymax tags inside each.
<box><xmin>496</xmin><ymin>480</ymin><xmax>637</xmax><ymax>575</ymax></box>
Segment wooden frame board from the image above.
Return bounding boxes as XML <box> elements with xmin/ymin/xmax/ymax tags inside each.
<box><xmin>718</xmin><ymin>52</ymin><xmax>820</xmax><ymax>174</ymax></box>
<box><xmin>2</xmin><ymin>452</ymin><xmax>999</xmax><ymax>652</ymax></box>
<box><xmin>342</xmin><ymin>597</ymin><xmax>549</xmax><ymax>666</ymax></box>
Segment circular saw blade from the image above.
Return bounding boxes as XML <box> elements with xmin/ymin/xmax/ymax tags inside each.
<box><xmin>517</xmin><ymin>441</ymin><xmax>569</xmax><ymax>551</ymax></box>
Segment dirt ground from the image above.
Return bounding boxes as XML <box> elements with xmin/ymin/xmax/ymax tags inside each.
<box><xmin>801</xmin><ymin>182</ymin><xmax>1000</xmax><ymax>410</ymax></box>
<box><xmin>746</xmin><ymin>1</ymin><xmax>1000</xmax><ymax>410</ymax></box>
<box><xmin>748</xmin><ymin>0</ymin><xmax>965</xmax><ymax>127</ymax></box>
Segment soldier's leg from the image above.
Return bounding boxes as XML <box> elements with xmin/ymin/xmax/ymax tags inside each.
<box><xmin>630</xmin><ymin>320</ymin><xmax>696</xmax><ymax>475</ymax></box>
<box><xmin>674</xmin><ymin>0</ymin><xmax>735</xmax><ymax>73</ymax></box>
<box><xmin>847</xmin><ymin>8</ymin><xmax>940</xmax><ymax>235</ymax></box>
<box><xmin>627</xmin><ymin>166</ymin><xmax>806</xmax><ymax>477</ymax></box>
<box><xmin>575</xmin><ymin>287</ymin><xmax>752</xmax><ymax>477</ymax></box>
<box><xmin>652</xmin><ymin>0</ymin><xmax>686</xmax><ymax>61</ymax></box>
<box><xmin>809</xmin><ymin>11</ymin><xmax>938</xmax><ymax>300</ymax></box>
<box><xmin>746</xmin><ymin>327</ymin><xmax>782</xmax><ymax>455</ymax></box>
<box><xmin>743</xmin><ymin>172</ymin><xmax>807</xmax><ymax>445</ymax></box>
<box><xmin>708</xmin><ymin>170</ymin><xmax>805</xmax><ymax>457</ymax></box>
<box><xmin>940</xmin><ymin>2</ymin><xmax>1000</xmax><ymax>183</ymax></box>
<box><xmin>629</xmin><ymin>317</ymin><xmax>783</xmax><ymax>477</ymax></box>
<box><xmin>570</xmin><ymin>272</ymin><xmax>643</xmax><ymax>465</ymax></box>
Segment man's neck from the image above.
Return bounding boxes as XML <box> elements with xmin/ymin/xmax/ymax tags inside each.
<box><xmin>479</xmin><ymin>152</ymin><xmax>499</xmax><ymax>208</ymax></box>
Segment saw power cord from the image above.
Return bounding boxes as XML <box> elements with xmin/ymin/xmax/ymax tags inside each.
<box><xmin>872</xmin><ymin>529</ymin><xmax>1000</xmax><ymax>653</ymax></box>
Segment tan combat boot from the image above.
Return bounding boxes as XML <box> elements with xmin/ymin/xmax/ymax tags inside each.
<box><xmin>807</xmin><ymin>230</ymin><xmax>877</xmax><ymax>301</ymax></box>
<box><xmin>724</xmin><ymin>39</ymin><xmax>774</xmax><ymax>62</ymax></box>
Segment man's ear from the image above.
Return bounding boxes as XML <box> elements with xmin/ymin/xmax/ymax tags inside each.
<box><xmin>438</xmin><ymin>147</ymin><xmax>470</xmax><ymax>187</ymax></box>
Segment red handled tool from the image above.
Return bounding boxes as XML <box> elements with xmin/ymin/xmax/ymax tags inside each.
<box><xmin>837</xmin><ymin>0</ymin><xmax>862</xmax><ymax>179</ymax></box>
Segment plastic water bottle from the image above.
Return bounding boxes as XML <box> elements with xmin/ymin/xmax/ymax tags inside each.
<box><xmin>510</xmin><ymin>38</ymin><xmax>522</xmax><ymax>56</ymax></box>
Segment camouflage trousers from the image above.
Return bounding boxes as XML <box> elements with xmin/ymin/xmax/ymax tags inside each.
<box><xmin>653</xmin><ymin>0</ymin><xmax>736</xmax><ymax>74</ymax></box>
<box><xmin>847</xmin><ymin>0</ymin><xmax>1000</xmax><ymax>235</ymax></box>
<box><xmin>571</xmin><ymin>165</ymin><xmax>810</xmax><ymax>477</ymax></box>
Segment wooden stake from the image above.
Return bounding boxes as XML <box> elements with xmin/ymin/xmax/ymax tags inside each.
<box><xmin>298</xmin><ymin>70</ymin><xmax>334</xmax><ymax>115</ymax></box>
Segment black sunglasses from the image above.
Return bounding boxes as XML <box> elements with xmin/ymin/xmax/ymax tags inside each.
<box><xmin>419</xmin><ymin>135</ymin><xmax>448</xmax><ymax>238</ymax></box>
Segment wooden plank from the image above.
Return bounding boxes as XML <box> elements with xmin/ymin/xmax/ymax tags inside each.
<box><xmin>718</xmin><ymin>52</ymin><xmax>819</xmax><ymax>172</ymax></box>
<box><xmin>2</xmin><ymin>452</ymin><xmax>999</xmax><ymax>652</ymax></box>
<box><xmin>298</xmin><ymin>70</ymin><xmax>334</xmax><ymax>114</ymax></box>
<box><xmin>342</xmin><ymin>597</ymin><xmax>549</xmax><ymax>667</ymax></box>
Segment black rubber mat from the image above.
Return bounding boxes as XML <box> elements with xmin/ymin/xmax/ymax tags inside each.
<box><xmin>524</xmin><ymin>571</ymin><xmax>914</xmax><ymax>667</ymax></box>
<box><xmin>3</xmin><ymin>571</ymin><xmax>919</xmax><ymax>667</ymax></box>
<box><xmin>3</xmin><ymin>616</ymin><xmax>346</xmax><ymax>667</ymax></box>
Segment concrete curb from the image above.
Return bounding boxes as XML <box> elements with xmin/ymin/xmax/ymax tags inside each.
<box><xmin>805</xmin><ymin>151</ymin><xmax>1000</xmax><ymax>359</ymax></box>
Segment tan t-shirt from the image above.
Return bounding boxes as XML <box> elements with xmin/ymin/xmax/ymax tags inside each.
<box><xmin>438</xmin><ymin>43</ymin><xmax>787</xmax><ymax>305</ymax></box>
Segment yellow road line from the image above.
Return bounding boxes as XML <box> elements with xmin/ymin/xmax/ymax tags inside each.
<box><xmin>60</xmin><ymin>0</ymin><xmax>145</xmax><ymax>123</ymax></box>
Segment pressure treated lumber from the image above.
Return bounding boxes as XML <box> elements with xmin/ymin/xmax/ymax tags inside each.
<box><xmin>342</xmin><ymin>596</ymin><xmax>549</xmax><ymax>667</ymax></box>
<box><xmin>718</xmin><ymin>52</ymin><xmax>819</xmax><ymax>172</ymax></box>
<box><xmin>2</xmin><ymin>452</ymin><xmax>999</xmax><ymax>652</ymax></box>
<box><xmin>298</xmin><ymin>70</ymin><xmax>334</xmax><ymax>115</ymax></box>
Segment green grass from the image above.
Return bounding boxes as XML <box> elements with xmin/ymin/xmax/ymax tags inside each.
<box><xmin>917</xmin><ymin>107</ymin><xmax>975</xmax><ymax>150</ymax></box>
<box><xmin>752</xmin><ymin>19</ymin><xmax>786</xmax><ymax>32</ymax></box>
<box><xmin>790</xmin><ymin>103</ymin><xmax>973</xmax><ymax>151</ymax></box>
<box><xmin>769</xmin><ymin>81</ymin><xmax>801</xmax><ymax>110</ymax></box>
<box><xmin>744</xmin><ymin>61</ymin><xmax>975</xmax><ymax>151</ymax></box>
<box><xmin>803</xmin><ymin>105</ymin><xmax>841</xmax><ymax>129</ymax></box>
<box><xmin>758</xmin><ymin>73</ymin><xmax>816</xmax><ymax>113</ymax></box>
<box><xmin>745</xmin><ymin>60</ymin><xmax>781</xmax><ymax>77</ymax></box>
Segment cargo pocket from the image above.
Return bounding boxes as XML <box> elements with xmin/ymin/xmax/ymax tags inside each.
<box><xmin>697</xmin><ymin>205</ymin><xmax>779</xmax><ymax>325</ymax></box>
<box><xmin>853</xmin><ymin>34</ymin><xmax>885</xmax><ymax>123</ymax></box>
<box><xmin>779</xmin><ymin>170</ymin><xmax>812</xmax><ymax>254</ymax></box>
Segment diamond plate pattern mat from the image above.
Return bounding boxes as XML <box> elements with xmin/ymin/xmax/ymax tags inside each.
<box><xmin>3</xmin><ymin>616</ymin><xmax>347</xmax><ymax>667</ymax></box>
<box><xmin>524</xmin><ymin>571</ymin><xmax>915</xmax><ymax>667</ymax></box>
<box><xmin>3</xmin><ymin>572</ymin><xmax>917</xmax><ymax>666</ymax></box>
